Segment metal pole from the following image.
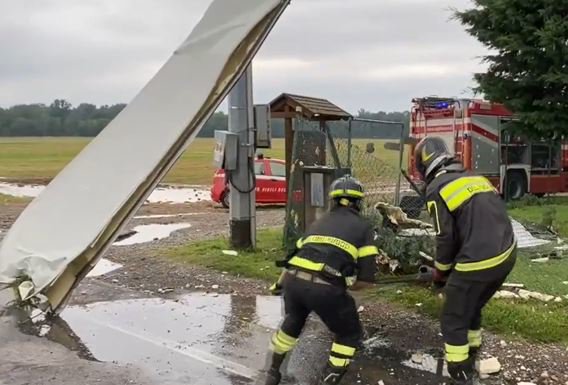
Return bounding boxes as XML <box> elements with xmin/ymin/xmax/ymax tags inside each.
<box><xmin>395</xmin><ymin>123</ymin><xmax>404</xmax><ymax>205</ymax></box>
<box><xmin>347</xmin><ymin>118</ymin><xmax>353</xmax><ymax>168</ymax></box>
<box><xmin>228</xmin><ymin>65</ymin><xmax>256</xmax><ymax>248</ymax></box>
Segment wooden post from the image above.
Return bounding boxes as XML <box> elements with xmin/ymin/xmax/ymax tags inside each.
<box><xmin>284</xmin><ymin>107</ymin><xmax>294</xmax><ymax>184</ymax></box>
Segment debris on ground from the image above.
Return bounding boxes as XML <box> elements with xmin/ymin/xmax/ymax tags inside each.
<box><xmin>476</xmin><ymin>357</ymin><xmax>501</xmax><ymax>375</ymax></box>
<box><xmin>374</xmin><ymin>202</ymin><xmax>432</xmax><ymax>230</ymax></box>
<box><xmin>222</xmin><ymin>250</ymin><xmax>238</xmax><ymax>256</ymax></box>
<box><xmin>494</xmin><ymin>288</ymin><xmax>559</xmax><ymax>302</ymax></box>
<box><xmin>503</xmin><ymin>283</ymin><xmax>525</xmax><ymax>289</ymax></box>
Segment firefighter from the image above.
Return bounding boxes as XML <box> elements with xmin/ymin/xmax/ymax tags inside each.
<box><xmin>414</xmin><ymin>136</ymin><xmax>517</xmax><ymax>384</ymax></box>
<box><xmin>263</xmin><ymin>175</ymin><xmax>378</xmax><ymax>385</ymax></box>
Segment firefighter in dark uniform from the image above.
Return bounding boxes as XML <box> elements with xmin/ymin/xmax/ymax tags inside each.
<box><xmin>414</xmin><ymin>136</ymin><xmax>517</xmax><ymax>384</ymax></box>
<box><xmin>263</xmin><ymin>175</ymin><xmax>378</xmax><ymax>385</ymax></box>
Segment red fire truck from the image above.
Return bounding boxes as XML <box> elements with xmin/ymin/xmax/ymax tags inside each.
<box><xmin>408</xmin><ymin>97</ymin><xmax>568</xmax><ymax>199</ymax></box>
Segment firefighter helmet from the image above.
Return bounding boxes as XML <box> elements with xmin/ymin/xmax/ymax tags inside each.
<box><xmin>414</xmin><ymin>136</ymin><xmax>453</xmax><ymax>180</ymax></box>
<box><xmin>329</xmin><ymin>175</ymin><xmax>364</xmax><ymax>210</ymax></box>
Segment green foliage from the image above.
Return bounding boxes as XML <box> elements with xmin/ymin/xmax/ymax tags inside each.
<box><xmin>508</xmin><ymin>196</ymin><xmax>568</xmax><ymax>237</ymax></box>
<box><xmin>375</xmin><ymin>228</ymin><xmax>436</xmax><ymax>272</ymax></box>
<box><xmin>0</xmin><ymin>99</ymin><xmax>410</xmax><ymax>139</ymax></box>
<box><xmin>455</xmin><ymin>1</ymin><xmax>568</xmax><ymax>138</ymax></box>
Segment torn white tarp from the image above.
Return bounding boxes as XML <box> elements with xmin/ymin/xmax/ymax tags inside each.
<box><xmin>510</xmin><ymin>219</ymin><xmax>551</xmax><ymax>248</ymax></box>
<box><xmin>0</xmin><ymin>0</ymin><xmax>289</xmax><ymax>313</ymax></box>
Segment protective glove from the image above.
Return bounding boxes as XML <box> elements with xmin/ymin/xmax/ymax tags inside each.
<box><xmin>432</xmin><ymin>268</ymin><xmax>448</xmax><ymax>289</ymax></box>
<box><xmin>269</xmin><ymin>282</ymin><xmax>283</xmax><ymax>296</ymax></box>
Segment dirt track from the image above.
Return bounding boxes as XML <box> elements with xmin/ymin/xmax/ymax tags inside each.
<box><xmin>1</xmin><ymin>199</ymin><xmax>568</xmax><ymax>384</ymax></box>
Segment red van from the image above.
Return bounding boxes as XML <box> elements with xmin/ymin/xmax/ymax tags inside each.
<box><xmin>211</xmin><ymin>157</ymin><xmax>287</xmax><ymax>207</ymax></box>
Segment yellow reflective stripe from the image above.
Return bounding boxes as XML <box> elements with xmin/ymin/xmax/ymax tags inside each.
<box><xmin>427</xmin><ymin>201</ymin><xmax>441</xmax><ymax>235</ymax></box>
<box><xmin>296</xmin><ymin>237</ymin><xmax>304</xmax><ymax>248</ymax></box>
<box><xmin>358</xmin><ymin>245</ymin><xmax>379</xmax><ymax>258</ymax></box>
<box><xmin>435</xmin><ymin>261</ymin><xmax>452</xmax><ymax>271</ymax></box>
<box><xmin>455</xmin><ymin>241</ymin><xmax>516</xmax><ymax>272</ymax></box>
<box><xmin>329</xmin><ymin>356</ymin><xmax>350</xmax><ymax>367</ymax></box>
<box><xmin>331</xmin><ymin>343</ymin><xmax>356</xmax><ymax>357</ymax></box>
<box><xmin>329</xmin><ymin>189</ymin><xmax>364</xmax><ymax>198</ymax></box>
<box><xmin>302</xmin><ymin>235</ymin><xmax>358</xmax><ymax>259</ymax></box>
<box><xmin>270</xmin><ymin>330</ymin><xmax>297</xmax><ymax>354</ymax></box>
<box><xmin>440</xmin><ymin>176</ymin><xmax>496</xmax><ymax>212</ymax></box>
<box><xmin>445</xmin><ymin>343</ymin><xmax>469</xmax><ymax>362</ymax></box>
<box><xmin>288</xmin><ymin>256</ymin><xmax>325</xmax><ymax>272</ymax></box>
<box><xmin>468</xmin><ymin>330</ymin><xmax>482</xmax><ymax>348</ymax></box>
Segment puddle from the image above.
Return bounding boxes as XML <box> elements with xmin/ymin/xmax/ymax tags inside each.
<box><xmin>0</xmin><ymin>182</ymin><xmax>44</xmax><ymax>197</ymax></box>
<box><xmin>0</xmin><ymin>182</ymin><xmax>210</xmax><ymax>204</ymax></box>
<box><xmin>86</xmin><ymin>258</ymin><xmax>123</xmax><ymax>277</ymax></box>
<box><xmin>4</xmin><ymin>288</ymin><xmax>453</xmax><ymax>385</ymax></box>
<box><xmin>58</xmin><ymin>293</ymin><xmax>283</xmax><ymax>384</ymax></box>
<box><xmin>134</xmin><ymin>213</ymin><xmax>203</xmax><ymax>219</ymax></box>
<box><xmin>146</xmin><ymin>186</ymin><xmax>210</xmax><ymax>204</ymax></box>
<box><xmin>113</xmin><ymin>223</ymin><xmax>192</xmax><ymax>246</ymax></box>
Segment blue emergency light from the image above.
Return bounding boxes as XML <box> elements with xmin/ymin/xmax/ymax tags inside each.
<box><xmin>436</xmin><ymin>102</ymin><xmax>450</xmax><ymax>109</ymax></box>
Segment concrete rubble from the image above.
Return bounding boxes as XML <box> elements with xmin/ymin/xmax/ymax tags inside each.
<box><xmin>494</xmin><ymin>288</ymin><xmax>561</xmax><ymax>303</ymax></box>
<box><xmin>476</xmin><ymin>357</ymin><xmax>502</xmax><ymax>375</ymax></box>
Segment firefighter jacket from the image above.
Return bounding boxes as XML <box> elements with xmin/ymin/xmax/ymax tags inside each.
<box><xmin>287</xmin><ymin>206</ymin><xmax>378</xmax><ymax>285</ymax></box>
<box><xmin>426</xmin><ymin>165</ymin><xmax>516</xmax><ymax>281</ymax></box>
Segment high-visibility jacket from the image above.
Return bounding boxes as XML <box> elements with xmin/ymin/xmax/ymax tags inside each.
<box><xmin>288</xmin><ymin>206</ymin><xmax>378</xmax><ymax>284</ymax></box>
<box><xmin>426</xmin><ymin>165</ymin><xmax>516</xmax><ymax>281</ymax></box>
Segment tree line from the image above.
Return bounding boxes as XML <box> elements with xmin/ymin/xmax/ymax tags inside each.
<box><xmin>0</xmin><ymin>100</ymin><xmax>410</xmax><ymax>139</ymax></box>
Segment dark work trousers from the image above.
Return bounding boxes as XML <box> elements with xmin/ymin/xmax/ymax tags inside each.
<box><xmin>441</xmin><ymin>262</ymin><xmax>514</xmax><ymax>365</ymax></box>
<box><xmin>272</xmin><ymin>274</ymin><xmax>362</xmax><ymax>368</ymax></box>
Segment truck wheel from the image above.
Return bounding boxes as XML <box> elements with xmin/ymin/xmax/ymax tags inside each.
<box><xmin>400</xmin><ymin>195</ymin><xmax>425</xmax><ymax>219</ymax></box>
<box><xmin>221</xmin><ymin>190</ymin><xmax>230</xmax><ymax>208</ymax></box>
<box><xmin>505</xmin><ymin>171</ymin><xmax>526</xmax><ymax>201</ymax></box>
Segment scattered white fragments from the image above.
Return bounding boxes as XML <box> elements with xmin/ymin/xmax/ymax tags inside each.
<box><xmin>502</xmin><ymin>283</ymin><xmax>524</xmax><ymax>289</ymax></box>
<box><xmin>411</xmin><ymin>353</ymin><xmax>423</xmax><ymax>364</ymax></box>
<box><xmin>518</xmin><ymin>289</ymin><xmax>555</xmax><ymax>302</ymax></box>
<box><xmin>476</xmin><ymin>357</ymin><xmax>501</xmax><ymax>375</ymax></box>
<box><xmin>531</xmin><ymin>257</ymin><xmax>550</xmax><ymax>263</ymax></box>
<box><xmin>517</xmin><ymin>383</ymin><xmax>536</xmax><ymax>385</ymax></box>
<box><xmin>494</xmin><ymin>290</ymin><xmax>519</xmax><ymax>299</ymax></box>
<box><xmin>494</xmin><ymin>289</ymin><xmax>561</xmax><ymax>302</ymax></box>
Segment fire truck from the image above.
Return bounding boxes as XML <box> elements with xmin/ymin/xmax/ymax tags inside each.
<box><xmin>408</xmin><ymin>97</ymin><xmax>568</xmax><ymax>199</ymax></box>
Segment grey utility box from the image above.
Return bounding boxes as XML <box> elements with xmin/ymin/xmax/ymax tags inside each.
<box><xmin>213</xmin><ymin>130</ymin><xmax>239</xmax><ymax>170</ymax></box>
<box><xmin>254</xmin><ymin>104</ymin><xmax>271</xmax><ymax>149</ymax></box>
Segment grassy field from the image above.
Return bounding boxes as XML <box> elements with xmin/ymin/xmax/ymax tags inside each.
<box><xmin>509</xmin><ymin>196</ymin><xmax>568</xmax><ymax>237</ymax></box>
<box><xmin>0</xmin><ymin>193</ymin><xmax>29</xmax><ymax>205</ymax></box>
<box><xmin>168</xmin><ymin>229</ymin><xmax>568</xmax><ymax>344</ymax></box>
<box><xmin>0</xmin><ymin>137</ymin><xmax>403</xmax><ymax>185</ymax></box>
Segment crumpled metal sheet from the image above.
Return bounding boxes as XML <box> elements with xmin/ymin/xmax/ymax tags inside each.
<box><xmin>0</xmin><ymin>0</ymin><xmax>289</xmax><ymax>313</ymax></box>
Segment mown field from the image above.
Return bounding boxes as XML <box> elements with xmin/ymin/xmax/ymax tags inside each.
<box><xmin>0</xmin><ymin>137</ymin><xmax>404</xmax><ymax>185</ymax></box>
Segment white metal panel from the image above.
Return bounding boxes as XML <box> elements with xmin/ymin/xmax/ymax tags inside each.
<box><xmin>0</xmin><ymin>0</ymin><xmax>289</xmax><ymax>312</ymax></box>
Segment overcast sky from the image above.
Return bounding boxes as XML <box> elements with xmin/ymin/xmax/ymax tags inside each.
<box><xmin>0</xmin><ymin>0</ymin><xmax>488</xmax><ymax>112</ymax></box>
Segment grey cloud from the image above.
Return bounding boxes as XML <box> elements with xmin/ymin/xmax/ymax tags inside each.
<box><xmin>0</xmin><ymin>0</ymin><xmax>485</xmax><ymax>111</ymax></box>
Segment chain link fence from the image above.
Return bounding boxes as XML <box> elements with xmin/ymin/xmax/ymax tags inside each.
<box><xmin>283</xmin><ymin>118</ymin><xmax>430</xmax><ymax>270</ymax></box>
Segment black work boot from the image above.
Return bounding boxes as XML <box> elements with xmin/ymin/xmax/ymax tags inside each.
<box><xmin>447</xmin><ymin>357</ymin><xmax>475</xmax><ymax>385</ymax></box>
<box><xmin>469</xmin><ymin>347</ymin><xmax>480</xmax><ymax>363</ymax></box>
<box><xmin>316</xmin><ymin>363</ymin><xmax>347</xmax><ymax>385</ymax></box>
<box><xmin>263</xmin><ymin>352</ymin><xmax>286</xmax><ymax>385</ymax></box>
